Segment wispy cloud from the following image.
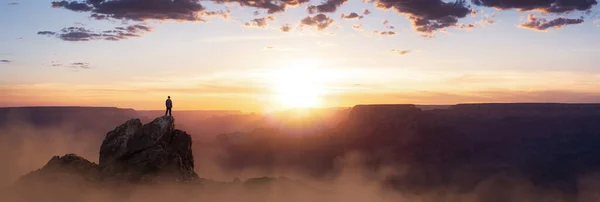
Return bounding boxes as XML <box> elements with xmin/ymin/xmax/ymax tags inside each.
<box><xmin>520</xmin><ymin>14</ymin><xmax>584</xmax><ymax>31</ymax></box>
<box><xmin>38</xmin><ymin>24</ymin><xmax>152</xmax><ymax>41</ymax></box>
<box><xmin>373</xmin><ymin>31</ymin><xmax>396</xmax><ymax>36</ymax></box>
<box><xmin>243</xmin><ymin>16</ymin><xmax>276</xmax><ymax>28</ymax></box>
<box><xmin>390</xmin><ymin>49</ymin><xmax>411</xmax><ymax>55</ymax></box>
<box><xmin>70</xmin><ymin>62</ymin><xmax>90</xmax><ymax>69</ymax></box>
<box><xmin>341</xmin><ymin>12</ymin><xmax>363</xmax><ymax>20</ymax></box>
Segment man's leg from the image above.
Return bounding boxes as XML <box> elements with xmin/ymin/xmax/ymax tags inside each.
<box><xmin>165</xmin><ymin>108</ymin><xmax>168</xmax><ymax>116</ymax></box>
<box><xmin>168</xmin><ymin>108</ymin><xmax>172</xmax><ymax>116</ymax></box>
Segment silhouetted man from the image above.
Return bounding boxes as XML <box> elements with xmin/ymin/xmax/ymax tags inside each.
<box><xmin>165</xmin><ymin>96</ymin><xmax>172</xmax><ymax>116</ymax></box>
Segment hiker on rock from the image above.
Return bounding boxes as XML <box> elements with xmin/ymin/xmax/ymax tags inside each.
<box><xmin>165</xmin><ymin>96</ymin><xmax>173</xmax><ymax>116</ymax></box>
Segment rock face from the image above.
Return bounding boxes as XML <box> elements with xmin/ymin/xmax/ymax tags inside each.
<box><xmin>20</xmin><ymin>116</ymin><xmax>198</xmax><ymax>184</ymax></box>
<box><xmin>99</xmin><ymin>116</ymin><xmax>198</xmax><ymax>181</ymax></box>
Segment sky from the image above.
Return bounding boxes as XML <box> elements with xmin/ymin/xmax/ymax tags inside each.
<box><xmin>1</xmin><ymin>0</ymin><xmax>600</xmax><ymax>112</ymax></box>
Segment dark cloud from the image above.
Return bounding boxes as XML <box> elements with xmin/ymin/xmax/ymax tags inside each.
<box><xmin>90</xmin><ymin>13</ymin><xmax>108</xmax><ymax>20</ymax></box>
<box><xmin>307</xmin><ymin>0</ymin><xmax>348</xmax><ymax>13</ymax></box>
<box><xmin>8</xmin><ymin>2</ymin><xmax>19</xmax><ymax>5</ymax></box>
<box><xmin>37</xmin><ymin>24</ymin><xmax>152</xmax><ymax>41</ymax></box>
<box><xmin>386</xmin><ymin>25</ymin><xmax>395</xmax><ymax>29</ymax></box>
<box><xmin>58</xmin><ymin>27</ymin><xmax>101</xmax><ymax>41</ymax></box>
<box><xmin>520</xmin><ymin>14</ymin><xmax>584</xmax><ymax>31</ymax></box>
<box><xmin>300</xmin><ymin>14</ymin><xmax>334</xmax><ymax>31</ymax></box>
<box><xmin>390</xmin><ymin>49</ymin><xmax>411</xmax><ymax>55</ymax></box>
<box><xmin>363</xmin><ymin>9</ymin><xmax>372</xmax><ymax>15</ymax></box>
<box><xmin>472</xmin><ymin>0</ymin><xmax>598</xmax><ymax>14</ymax></box>
<box><xmin>0</xmin><ymin>60</ymin><xmax>11</xmax><ymax>63</ymax></box>
<box><xmin>280</xmin><ymin>24</ymin><xmax>293</xmax><ymax>32</ymax></box>
<box><xmin>382</xmin><ymin>19</ymin><xmax>389</xmax><ymax>24</ymax></box>
<box><xmin>374</xmin><ymin>30</ymin><xmax>397</xmax><ymax>36</ymax></box>
<box><xmin>37</xmin><ymin>31</ymin><xmax>57</xmax><ymax>35</ymax></box>
<box><xmin>51</xmin><ymin>0</ymin><xmax>205</xmax><ymax>21</ymax></box>
<box><xmin>375</xmin><ymin>0</ymin><xmax>471</xmax><ymax>34</ymax></box>
<box><xmin>214</xmin><ymin>0</ymin><xmax>309</xmax><ymax>14</ymax></box>
<box><xmin>352</xmin><ymin>24</ymin><xmax>364</xmax><ymax>30</ymax></box>
<box><xmin>51</xmin><ymin>0</ymin><xmax>92</xmax><ymax>11</ymax></box>
<box><xmin>341</xmin><ymin>12</ymin><xmax>363</xmax><ymax>20</ymax></box>
<box><xmin>70</xmin><ymin>62</ymin><xmax>90</xmax><ymax>69</ymax></box>
<box><xmin>243</xmin><ymin>16</ymin><xmax>276</xmax><ymax>28</ymax></box>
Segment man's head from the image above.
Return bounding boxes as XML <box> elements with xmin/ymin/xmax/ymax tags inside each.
<box><xmin>168</xmin><ymin>96</ymin><xmax>170</xmax><ymax>99</ymax></box>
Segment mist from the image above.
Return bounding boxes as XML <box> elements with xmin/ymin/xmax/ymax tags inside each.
<box><xmin>3</xmin><ymin>104</ymin><xmax>600</xmax><ymax>202</ymax></box>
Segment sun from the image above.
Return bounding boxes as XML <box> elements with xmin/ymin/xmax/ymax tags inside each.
<box><xmin>270</xmin><ymin>61</ymin><xmax>326</xmax><ymax>109</ymax></box>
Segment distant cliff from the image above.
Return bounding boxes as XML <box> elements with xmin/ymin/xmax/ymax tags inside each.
<box><xmin>215</xmin><ymin>103</ymin><xmax>600</xmax><ymax>194</ymax></box>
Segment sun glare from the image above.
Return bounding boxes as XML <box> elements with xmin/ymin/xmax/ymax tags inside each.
<box><xmin>270</xmin><ymin>60</ymin><xmax>327</xmax><ymax>109</ymax></box>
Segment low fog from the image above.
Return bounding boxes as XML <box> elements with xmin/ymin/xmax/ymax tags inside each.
<box><xmin>3</xmin><ymin>104</ymin><xmax>600</xmax><ymax>202</ymax></box>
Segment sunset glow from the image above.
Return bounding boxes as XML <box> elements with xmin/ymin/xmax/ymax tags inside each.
<box><xmin>1</xmin><ymin>0</ymin><xmax>600</xmax><ymax>112</ymax></box>
<box><xmin>270</xmin><ymin>60</ymin><xmax>327</xmax><ymax>109</ymax></box>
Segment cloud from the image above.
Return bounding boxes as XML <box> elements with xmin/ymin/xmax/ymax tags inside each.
<box><xmin>472</xmin><ymin>0</ymin><xmax>598</xmax><ymax>14</ymax></box>
<box><xmin>203</xmin><ymin>10</ymin><xmax>231</xmax><ymax>19</ymax></box>
<box><xmin>300</xmin><ymin>14</ymin><xmax>334</xmax><ymax>31</ymax></box>
<box><xmin>520</xmin><ymin>14</ymin><xmax>584</xmax><ymax>31</ymax></box>
<box><xmin>458</xmin><ymin>23</ymin><xmax>476</xmax><ymax>29</ymax></box>
<box><xmin>8</xmin><ymin>2</ymin><xmax>19</xmax><ymax>5</ymax></box>
<box><xmin>375</xmin><ymin>0</ymin><xmax>471</xmax><ymax>34</ymax></box>
<box><xmin>51</xmin><ymin>1</ymin><xmax>92</xmax><ymax>11</ymax></box>
<box><xmin>37</xmin><ymin>31</ymin><xmax>56</xmax><ymax>36</ymax></box>
<box><xmin>70</xmin><ymin>62</ymin><xmax>90</xmax><ymax>69</ymax></box>
<box><xmin>37</xmin><ymin>24</ymin><xmax>152</xmax><ymax>41</ymax></box>
<box><xmin>0</xmin><ymin>60</ymin><xmax>11</xmax><ymax>63</ymax></box>
<box><xmin>58</xmin><ymin>27</ymin><xmax>102</xmax><ymax>41</ymax></box>
<box><xmin>386</xmin><ymin>25</ymin><xmax>395</xmax><ymax>29</ymax></box>
<box><xmin>363</xmin><ymin>9</ymin><xmax>372</xmax><ymax>15</ymax></box>
<box><xmin>280</xmin><ymin>24</ymin><xmax>293</xmax><ymax>32</ymax></box>
<box><xmin>352</xmin><ymin>24</ymin><xmax>364</xmax><ymax>31</ymax></box>
<box><xmin>243</xmin><ymin>16</ymin><xmax>276</xmax><ymax>28</ymax></box>
<box><xmin>51</xmin><ymin>0</ymin><xmax>206</xmax><ymax>21</ymax></box>
<box><xmin>214</xmin><ymin>0</ymin><xmax>309</xmax><ymax>14</ymax></box>
<box><xmin>382</xmin><ymin>19</ymin><xmax>389</xmax><ymax>24</ymax></box>
<box><xmin>341</xmin><ymin>12</ymin><xmax>364</xmax><ymax>20</ymax></box>
<box><xmin>374</xmin><ymin>31</ymin><xmax>397</xmax><ymax>36</ymax></box>
<box><xmin>307</xmin><ymin>0</ymin><xmax>349</xmax><ymax>13</ymax></box>
<box><xmin>478</xmin><ymin>13</ymin><xmax>496</xmax><ymax>25</ymax></box>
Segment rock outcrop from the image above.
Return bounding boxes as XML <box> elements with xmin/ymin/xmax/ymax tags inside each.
<box><xmin>18</xmin><ymin>154</ymin><xmax>101</xmax><ymax>185</ymax></box>
<box><xmin>99</xmin><ymin>116</ymin><xmax>197</xmax><ymax>181</ymax></box>
<box><xmin>19</xmin><ymin>116</ymin><xmax>198</xmax><ymax>184</ymax></box>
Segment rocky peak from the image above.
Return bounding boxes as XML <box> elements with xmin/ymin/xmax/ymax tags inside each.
<box><xmin>20</xmin><ymin>116</ymin><xmax>198</xmax><ymax>184</ymax></box>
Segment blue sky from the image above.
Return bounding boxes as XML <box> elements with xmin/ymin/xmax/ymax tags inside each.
<box><xmin>1</xmin><ymin>0</ymin><xmax>599</xmax><ymax>111</ymax></box>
